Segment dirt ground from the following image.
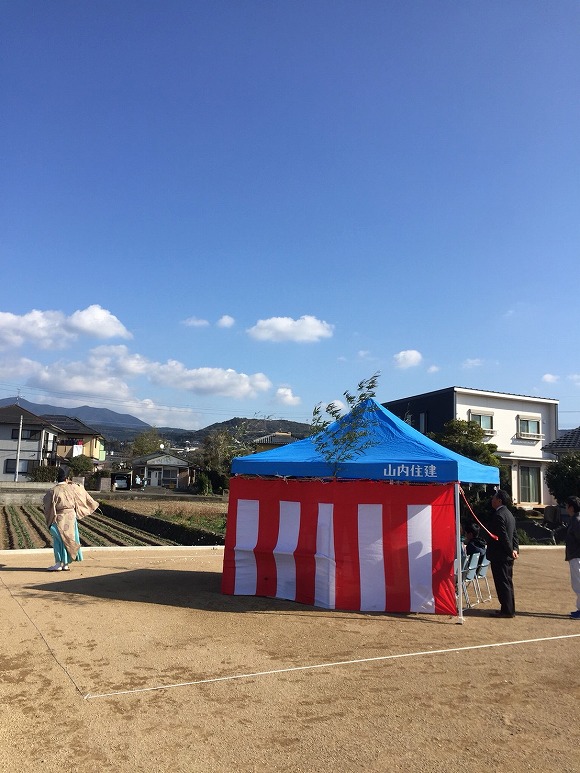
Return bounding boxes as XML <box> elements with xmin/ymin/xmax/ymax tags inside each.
<box><xmin>0</xmin><ymin>545</ymin><xmax>578</xmax><ymax>773</ymax></box>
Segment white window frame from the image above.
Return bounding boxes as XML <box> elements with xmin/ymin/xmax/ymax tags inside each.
<box><xmin>516</xmin><ymin>415</ymin><xmax>543</xmax><ymax>440</ymax></box>
<box><xmin>468</xmin><ymin>410</ymin><xmax>495</xmax><ymax>436</ymax></box>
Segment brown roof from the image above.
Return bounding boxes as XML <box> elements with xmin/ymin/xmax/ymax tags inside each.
<box><xmin>0</xmin><ymin>404</ymin><xmax>60</xmax><ymax>430</ymax></box>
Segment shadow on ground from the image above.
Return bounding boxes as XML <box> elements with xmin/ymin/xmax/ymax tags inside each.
<box><xmin>27</xmin><ymin>569</ymin><xmax>265</xmax><ymax>612</ymax></box>
<box><xmin>24</xmin><ymin>568</ymin><xmax>449</xmax><ymax>623</ymax></box>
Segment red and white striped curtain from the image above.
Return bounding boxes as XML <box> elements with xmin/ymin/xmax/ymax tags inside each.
<box><xmin>222</xmin><ymin>477</ymin><xmax>457</xmax><ymax>616</ymax></box>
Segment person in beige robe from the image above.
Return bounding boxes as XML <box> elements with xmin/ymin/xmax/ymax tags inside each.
<box><xmin>43</xmin><ymin>467</ymin><xmax>99</xmax><ymax>572</ymax></box>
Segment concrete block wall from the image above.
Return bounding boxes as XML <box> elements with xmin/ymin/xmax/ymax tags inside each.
<box><xmin>0</xmin><ymin>483</ymin><xmax>51</xmax><ymax>505</ymax></box>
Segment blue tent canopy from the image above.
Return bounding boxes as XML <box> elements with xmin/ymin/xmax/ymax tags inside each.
<box><xmin>232</xmin><ymin>398</ymin><xmax>500</xmax><ymax>484</ymax></box>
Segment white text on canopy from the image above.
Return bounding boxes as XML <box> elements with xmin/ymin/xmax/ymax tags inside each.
<box><xmin>383</xmin><ymin>464</ymin><xmax>438</xmax><ymax>479</ymax></box>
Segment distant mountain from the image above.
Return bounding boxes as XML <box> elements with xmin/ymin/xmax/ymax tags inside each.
<box><xmin>158</xmin><ymin>417</ymin><xmax>311</xmax><ymax>446</ymax></box>
<box><xmin>0</xmin><ymin>397</ymin><xmax>151</xmax><ymax>435</ymax></box>
<box><xmin>0</xmin><ymin>397</ymin><xmax>311</xmax><ymax>445</ymax></box>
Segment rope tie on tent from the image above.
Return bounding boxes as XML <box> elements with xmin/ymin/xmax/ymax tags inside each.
<box><xmin>459</xmin><ymin>486</ymin><xmax>498</xmax><ymax>541</ymax></box>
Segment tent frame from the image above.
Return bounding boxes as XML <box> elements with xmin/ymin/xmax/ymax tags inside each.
<box><xmin>454</xmin><ymin>483</ymin><xmax>464</xmax><ymax>624</ymax></box>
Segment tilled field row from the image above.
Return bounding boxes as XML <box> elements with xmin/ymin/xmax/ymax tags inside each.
<box><xmin>0</xmin><ymin>505</ymin><xmax>179</xmax><ymax>550</ymax></box>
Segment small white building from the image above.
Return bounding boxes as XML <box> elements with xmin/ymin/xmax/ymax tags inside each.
<box><xmin>131</xmin><ymin>452</ymin><xmax>192</xmax><ymax>490</ymax></box>
<box><xmin>385</xmin><ymin>387</ymin><xmax>559</xmax><ymax>508</ymax></box>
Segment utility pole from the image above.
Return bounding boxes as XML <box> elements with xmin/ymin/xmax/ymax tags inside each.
<box><xmin>14</xmin><ymin>415</ymin><xmax>23</xmax><ymax>482</ymax></box>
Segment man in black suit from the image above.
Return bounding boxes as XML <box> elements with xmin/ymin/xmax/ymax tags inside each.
<box><xmin>485</xmin><ymin>490</ymin><xmax>519</xmax><ymax>618</ymax></box>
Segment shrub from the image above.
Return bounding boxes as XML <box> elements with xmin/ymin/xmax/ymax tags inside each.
<box><xmin>28</xmin><ymin>465</ymin><xmax>58</xmax><ymax>482</ymax></box>
<box><xmin>68</xmin><ymin>454</ymin><xmax>94</xmax><ymax>476</ymax></box>
<box><xmin>197</xmin><ymin>472</ymin><xmax>213</xmax><ymax>496</ymax></box>
<box><xmin>545</xmin><ymin>453</ymin><xmax>580</xmax><ymax>503</ymax></box>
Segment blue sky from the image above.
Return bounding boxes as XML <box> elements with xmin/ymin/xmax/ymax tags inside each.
<box><xmin>1</xmin><ymin>1</ymin><xmax>579</xmax><ymax>430</ymax></box>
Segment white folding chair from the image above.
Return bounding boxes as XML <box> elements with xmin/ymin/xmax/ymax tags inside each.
<box><xmin>461</xmin><ymin>552</ymin><xmax>480</xmax><ymax>608</ymax></box>
<box><xmin>474</xmin><ymin>556</ymin><xmax>492</xmax><ymax>603</ymax></box>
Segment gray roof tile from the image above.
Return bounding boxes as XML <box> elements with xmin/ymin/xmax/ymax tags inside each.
<box><xmin>543</xmin><ymin>426</ymin><xmax>580</xmax><ymax>452</ymax></box>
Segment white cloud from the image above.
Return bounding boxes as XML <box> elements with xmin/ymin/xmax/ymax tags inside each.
<box><xmin>317</xmin><ymin>399</ymin><xmax>345</xmax><ymax>415</ymax></box>
<box><xmin>88</xmin><ymin>345</ymin><xmax>150</xmax><ymax>376</ymax></box>
<box><xmin>217</xmin><ymin>315</ymin><xmax>235</xmax><ymax>328</ymax></box>
<box><xmin>0</xmin><ymin>360</ymin><xmax>203</xmax><ymax>428</ymax></box>
<box><xmin>462</xmin><ymin>358</ymin><xmax>483</xmax><ymax>369</ymax></box>
<box><xmin>182</xmin><ymin>316</ymin><xmax>210</xmax><ymax>328</ymax></box>
<box><xmin>151</xmin><ymin>361</ymin><xmax>272</xmax><ymax>398</ymax></box>
<box><xmin>568</xmin><ymin>374</ymin><xmax>580</xmax><ymax>385</ymax></box>
<box><xmin>542</xmin><ymin>373</ymin><xmax>559</xmax><ymax>383</ymax></box>
<box><xmin>276</xmin><ymin>387</ymin><xmax>301</xmax><ymax>406</ymax></box>
<box><xmin>357</xmin><ymin>350</ymin><xmax>371</xmax><ymax>359</ymax></box>
<box><xmin>30</xmin><ymin>359</ymin><xmax>133</xmax><ymax>400</ymax></box>
<box><xmin>247</xmin><ymin>315</ymin><xmax>334</xmax><ymax>343</ymax></box>
<box><xmin>67</xmin><ymin>305</ymin><xmax>132</xmax><ymax>340</ymax></box>
<box><xmin>0</xmin><ymin>342</ymin><xmax>273</xmax><ymax>406</ymax></box>
<box><xmin>116</xmin><ymin>398</ymin><xmax>203</xmax><ymax>430</ymax></box>
<box><xmin>427</xmin><ymin>365</ymin><xmax>440</xmax><ymax>373</ymax></box>
<box><xmin>0</xmin><ymin>357</ymin><xmax>44</xmax><ymax>380</ymax></box>
<box><xmin>90</xmin><ymin>346</ymin><xmax>273</xmax><ymax>399</ymax></box>
<box><xmin>0</xmin><ymin>310</ymin><xmax>69</xmax><ymax>350</ymax></box>
<box><xmin>393</xmin><ymin>349</ymin><xmax>422</xmax><ymax>369</ymax></box>
<box><xmin>0</xmin><ymin>306</ymin><xmax>131</xmax><ymax>351</ymax></box>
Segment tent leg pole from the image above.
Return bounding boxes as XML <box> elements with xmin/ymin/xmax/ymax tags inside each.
<box><xmin>455</xmin><ymin>483</ymin><xmax>464</xmax><ymax>624</ymax></box>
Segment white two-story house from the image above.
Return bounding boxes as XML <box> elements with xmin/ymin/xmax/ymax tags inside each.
<box><xmin>0</xmin><ymin>405</ymin><xmax>107</xmax><ymax>482</ymax></box>
<box><xmin>0</xmin><ymin>405</ymin><xmax>60</xmax><ymax>482</ymax></box>
<box><xmin>384</xmin><ymin>387</ymin><xmax>558</xmax><ymax>508</ymax></box>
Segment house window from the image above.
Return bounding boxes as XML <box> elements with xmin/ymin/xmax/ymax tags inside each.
<box><xmin>469</xmin><ymin>412</ymin><xmax>495</xmax><ymax>435</ymax></box>
<box><xmin>4</xmin><ymin>459</ymin><xmax>36</xmax><ymax>474</ymax></box>
<box><xmin>11</xmin><ymin>429</ymin><xmax>41</xmax><ymax>441</ymax></box>
<box><xmin>161</xmin><ymin>468</ymin><xmax>179</xmax><ymax>487</ymax></box>
<box><xmin>520</xmin><ymin>466</ymin><xmax>540</xmax><ymax>503</ymax></box>
<box><xmin>517</xmin><ymin>416</ymin><xmax>543</xmax><ymax>439</ymax></box>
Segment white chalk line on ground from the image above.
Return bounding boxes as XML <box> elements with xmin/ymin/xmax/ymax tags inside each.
<box><xmin>0</xmin><ymin>545</ymin><xmax>224</xmax><ymax>556</ymax></box>
<box><xmin>84</xmin><ymin>632</ymin><xmax>580</xmax><ymax>700</ymax></box>
<box><xmin>0</xmin><ymin>573</ymin><xmax>87</xmax><ymax>697</ymax></box>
